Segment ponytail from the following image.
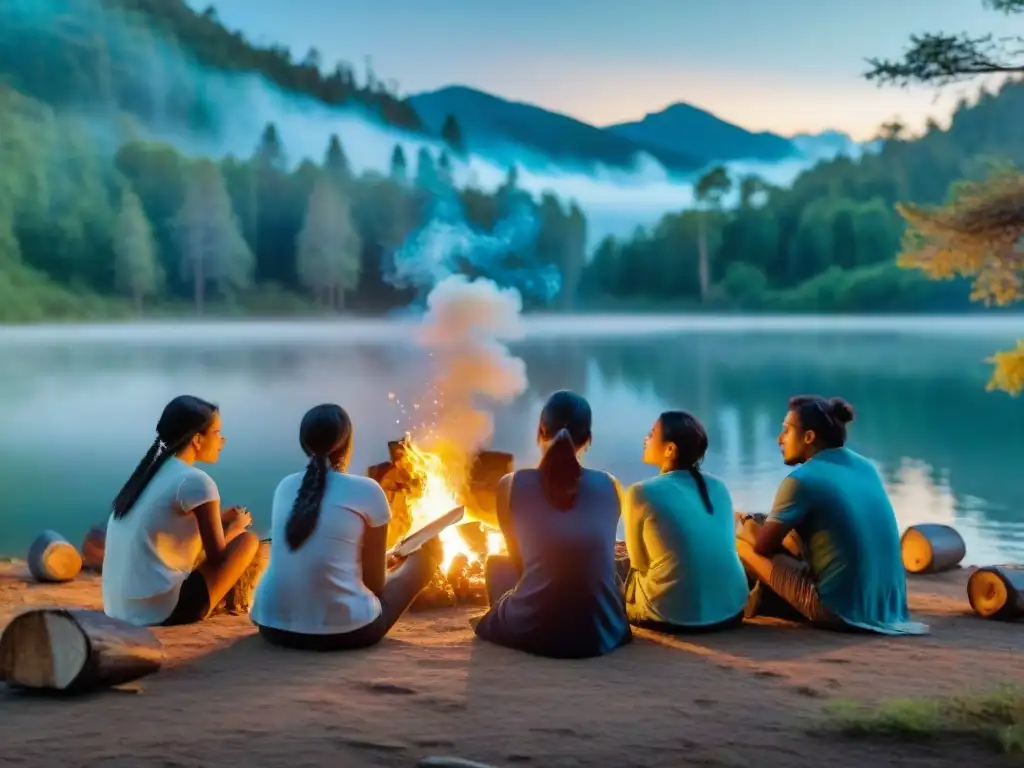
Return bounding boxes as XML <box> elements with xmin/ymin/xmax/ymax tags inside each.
<box><xmin>537</xmin><ymin>428</ymin><xmax>583</xmax><ymax>511</ymax></box>
<box><xmin>687</xmin><ymin>465</ymin><xmax>713</xmax><ymax>515</ymax></box>
<box><xmin>111</xmin><ymin>437</ymin><xmax>179</xmax><ymax>520</ymax></box>
<box><xmin>286</xmin><ymin>454</ymin><xmax>330</xmax><ymax>550</ymax></box>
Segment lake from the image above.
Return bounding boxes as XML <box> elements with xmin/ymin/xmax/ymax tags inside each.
<box><xmin>2</xmin><ymin>314</ymin><xmax>1023</xmax><ymax>566</ymax></box>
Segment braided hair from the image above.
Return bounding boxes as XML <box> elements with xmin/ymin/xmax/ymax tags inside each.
<box><xmin>111</xmin><ymin>395</ymin><xmax>219</xmax><ymax>520</ymax></box>
<box><xmin>285</xmin><ymin>404</ymin><xmax>353</xmax><ymax>550</ymax></box>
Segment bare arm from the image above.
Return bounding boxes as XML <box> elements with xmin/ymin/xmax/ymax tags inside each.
<box><xmin>495</xmin><ymin>474</ymin><xmax>523</xmax><ymax>575</ymax></box>
<box><xmin>622</xmin><ymin>484</ymin><xmax>650</xmax><ymax>573</ymax></box>
<box><xmin>361</xmin><ymin>523</ymin><xmax>389</xmax><ymax>596</ymax></box>
<box><xmin>193</xmin><ymin>500</ymin><xmax>231</xmax><ymax>565</ymax></box>
<box><xmin>754</xmin><ymin>476</ymin><xmax>807</xmax><ymax>557</ymax></box>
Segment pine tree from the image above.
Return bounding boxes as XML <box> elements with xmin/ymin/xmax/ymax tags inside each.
<box><xmin>296</xmin><ymin>177</ymin><xmax>362</xmax><ymax>309</ymax></box>
<box><xmin>440</xmin><ymin>114</ymin><xmax>466</xmax><ymax>155</ymax></box>
<box><xmin>389</xmin><ymin>144</ymin><xmax>408</xmax><ymax>184</ymax></box>
<box><xmin>176</xmin><ymin>159</ymin><xmax>254</xmax><ymax>314</ymax></box>
<box><xmin>323</xmin><ymin>133</ymin><xmax>351</xmax><ymax>187</ymax></box>
<box><xmin>113</xmin><ymin>185</ymin><xmax>161</xmax><ymax>314</ymax></box>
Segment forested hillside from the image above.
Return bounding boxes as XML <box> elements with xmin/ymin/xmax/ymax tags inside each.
<box><xmin>580</xmin><ymin>78</ymin><xmax>1024</xmax><ymax>312</ymax></box>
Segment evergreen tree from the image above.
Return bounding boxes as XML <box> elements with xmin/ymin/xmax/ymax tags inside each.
<box><xmin>113</xmin><ymin>185</ymin><xmax>161</xmax><ymax>314</ymax></box>
<box><xmin>175</xmin><ymin>159</ymin><xmax>254</xmax><ymax>314</ymax></box>
<box><xmin>389</xmin><ymin>144</ymin><xmax>408</xmax><ymax>184</ymax></box>
<box><xmin>440</xmin><ymin>113</ymin><xmax>466</xmax><ymax>155</ymax></box>
<box><xmin>323</xmin><ymin>133</ymin><xmax>352</xmax><ymax>187</ymax></box>
<box><xmin>296</xmin><ymin>177</ymin><xmax>362</xmax><ymax>309</ymax></box>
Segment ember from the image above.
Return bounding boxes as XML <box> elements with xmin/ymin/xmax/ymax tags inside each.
<box><xmin>369</xmin><ymin>435</ymin><xmax>512</xmax><ymax>609</ymax></box>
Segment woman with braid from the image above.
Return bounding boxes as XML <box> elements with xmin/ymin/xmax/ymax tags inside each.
<box><xmin>251</xmin><ymin>404</ymin><xmax>442</xmax><ymax>651</ymax></box>
<box><xmin>102</xmin><ymin>395</ymin><xmax>260</xmax><ymax>626</ymax></box>
<box><xmin>620</xmin><ymin>411</ymin><xmax>748</xmax><ymax>633</ymax></box>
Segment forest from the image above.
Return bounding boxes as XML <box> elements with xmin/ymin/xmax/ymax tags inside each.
<box><xmin>0</xmin><ymin>0</ymin><xmax>1021</xmax><ymax>320</ymax></box>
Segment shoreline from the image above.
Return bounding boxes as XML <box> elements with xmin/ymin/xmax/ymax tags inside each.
<box><xmin>1</xmin><ymin>561</ymin><xmax>1020</xmax><ymax>767</ymax></box>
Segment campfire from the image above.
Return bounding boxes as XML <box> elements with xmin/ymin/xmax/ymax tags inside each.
<box><xmin>368</xmin><ymin>435</ymin><xmax>512</xmax><ymax>610</ymax></box>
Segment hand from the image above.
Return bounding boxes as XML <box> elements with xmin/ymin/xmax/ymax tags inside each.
<box><xmin>227</xmin><ymin>507</ymin><xmax>252</xmax><ymax>531</ymax></box>
<box><xmin>421</xmin><ymin>535</ymin><xmax>444</xmax><ymax>567</ymax></box>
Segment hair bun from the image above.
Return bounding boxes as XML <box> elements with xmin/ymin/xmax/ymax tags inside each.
<box><xmin>828</xmin><ymin>397</ymin><xmax>855</xmax><ymax>424</ymax></box>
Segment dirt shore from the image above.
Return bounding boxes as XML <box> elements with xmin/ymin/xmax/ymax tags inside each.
<box><xmin>0</xmin><ymin>560</ymin><xmax>1020</xmax><ymax>767</ymax></box>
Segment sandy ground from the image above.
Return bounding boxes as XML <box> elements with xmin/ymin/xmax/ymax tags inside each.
<box><xmin>0</xmin><ymin>561</ymin><xmax>1020</xmax><ymax>768</ymax></box>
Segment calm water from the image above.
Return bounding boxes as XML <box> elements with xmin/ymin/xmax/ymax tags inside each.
<box><xmin>2</xmin><ymin>315</ymin><xmax>1023</xmax><ymax>565</ymax></box>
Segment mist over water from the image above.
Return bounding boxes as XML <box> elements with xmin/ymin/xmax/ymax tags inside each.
<box><xmin>1</xmin><ymin>316</ymin><xmax>1023</xmax><ymax>565</ymax></box>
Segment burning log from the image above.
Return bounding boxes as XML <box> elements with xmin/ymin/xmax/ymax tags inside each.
<box><xmin>369</xmin><ymin>437</ymin><xmax>512</xmax><ymax>610</ymax></box>
<box><xmin>0</xmin><ymin>608</ymin><xmax>163</xmax><ymax>693</ymax></box>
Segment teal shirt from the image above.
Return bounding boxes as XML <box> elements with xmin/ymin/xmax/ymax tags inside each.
<box><xmin>623</xmin><ymin>471</ymin><xmax>749</xmax><ymax>627</ymax></box>
<box><xmin>770</xmin><ymin>448</ymin><xmax>928</xmax><ymax>636</ymax></box>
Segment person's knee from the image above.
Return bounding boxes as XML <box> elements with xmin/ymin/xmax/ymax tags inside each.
<box><xmin>231</xmin><ymin>531</ymin><xmax>261</xmax><ymax>560</ymax></box>
<box><xmin>484</xmin><ymin>554</ymin><xmax>515</xmax><ymax>581</ymax></box>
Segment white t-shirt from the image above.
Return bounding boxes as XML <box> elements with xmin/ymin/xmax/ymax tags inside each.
<box><xmin>102</xmin><ymin>457</ymin><xmax>219</xmax><ymax>626</ymax></box>
<box><xmin>250</xmin><ymin>470</ymin><xmax>392</xmax><ymax>635</ymax></box>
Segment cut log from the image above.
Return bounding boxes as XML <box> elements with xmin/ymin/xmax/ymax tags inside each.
<box><xmin>967</xmin><ymin>565</ymin><xmax>1024</xmax><ymax>621</ymax></box>
<box><xmin>81</xmin><ymin>524</ymin><xmax>106</xmax><ymax>573</ymax></box>
<box><xmin>901</xmin><ymin>524</ymin><xmax>966</xmax><ymax>574</ymax></box>
<box><xmin>0</xmin><ymin>608</ymin><xmax>163</xmax><ymax>693</ymax></box>
<box><xmin>27</xmin><ymin>530</ymin><xmax>83</xmax><ymax>583</ymax></box>
<box><xmin>411</xmin><ymin>568</ymin><xmax>457</xmax><ymax>611</ymax></box>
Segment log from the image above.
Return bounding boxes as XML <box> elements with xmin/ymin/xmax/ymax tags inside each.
<box><xmin>27</xmin><ymin>530</ymin><xmax>83</xmax><ymax>583</ymax></box>
<box><xmin>901</xmin><ymin>524</ymin><xmax>966</xmax><ymax>574</ymax></box>
<box><xmin>967</xmin><ymin>565</ymin><xmax>1024</xmax><ymax>621</ymax></box>
<box><xmin>81</xmin><ymin>524</ymin><xmax>106</xmax><ymax>573</ymax></box>
<box><xmin>0</xmin><ymin>608</ymin><xmax>163</xmax><ymax>693</ymax></box>
<box><xmin>411</xmin><ymin>568</ymin><xmax>457</xmax><ymax>611</ymax></box>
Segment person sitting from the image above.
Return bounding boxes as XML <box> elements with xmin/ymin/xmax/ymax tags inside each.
<box><xmin>735</xmin><ymin>395</ymin><xmax>928</xmax><ymax>635</ymax></box>
<box><xmin>251</xmin><ymin>404</ymin><xmax>442</xmax><ymax>651</ymax></box>
<box><xmin>621</xmin><ymin>411</ymin><xmax>748</xmax><ymax>633</ymax></box>
<box><xmin>473</xmin><ymin>390</ymin><xmax>632</xmax><ymax>659</ymax></box>
<box><xmin>103</xmin><ymin>395</ymin><xmax>260</xmax><ymax>627</ymax></box>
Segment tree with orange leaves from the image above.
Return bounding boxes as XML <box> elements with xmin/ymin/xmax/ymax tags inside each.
<box><xmin>866</xmin><ymin>0</ymin><xmax>1024</xmax><ymax>394</ymax></box>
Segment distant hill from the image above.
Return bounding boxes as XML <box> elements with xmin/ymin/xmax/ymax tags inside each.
<box><xmin>789</xmin><ymin>129</ymin><xmax>866</xmax><ymax>160</ymax></box>
<box><xmin>409</xmin><ymin>85</ymin><xmax>704</xmax><ymax>175</ymax></box>
<box><xmin>606</xmin><ymin>102</ymin><xmax>797</xmax><ymax>163</ymax></box>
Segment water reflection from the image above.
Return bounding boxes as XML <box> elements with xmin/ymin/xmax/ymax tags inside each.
<box><xmin>0</xmin><ymin>317</ymin><xmax>1022</xmax><ymax>565</ymax></box>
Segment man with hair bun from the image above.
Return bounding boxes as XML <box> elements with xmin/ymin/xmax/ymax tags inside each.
<box><xmin>736</xmin><ymin>395</ymin><xmax>928</xmax><ymax>636</ymax></box>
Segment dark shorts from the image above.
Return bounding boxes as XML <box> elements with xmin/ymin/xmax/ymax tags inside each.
<box><xmin>161</xmin><ymin>571</ymin><xmax>211</xmax><ymax>627</ymax></box>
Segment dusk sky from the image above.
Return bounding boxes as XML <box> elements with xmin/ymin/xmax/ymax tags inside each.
<box><xmin>195</xmin><ymin>0</ymin><xmax>1009</xmax><ymax>140</ymax></box>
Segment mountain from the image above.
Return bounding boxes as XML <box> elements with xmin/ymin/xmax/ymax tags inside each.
<box><xmin>409</xmin><ymin>86</ymin><xmax>704</xmax><ymax>175</ymax></box>
<box><xmin>606</xmin><ymin>102</ymin><xmax>797</xmax><ymax>163</ymax></box>
<box><xmin>789</xmin><ymin>130</ymin><xmax>865</xmax><ymax>160</ymax></box>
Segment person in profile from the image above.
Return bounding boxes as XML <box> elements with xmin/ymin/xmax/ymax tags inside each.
<box><xmin>473</xmin><ymin>390</ymin><xmax>631</xmax><ymax>659</ymax></box>
<box><xmin>735</xmin><ymin>395</ymin><xmax>928</xmax><ymax>635</ymax></box>
<box><xmin>620</xmin><ymin>411</ymin><xmax>748</xmax><ymax>633</ymax></box>
<box><xmin>251</xmin><ymin>404</ymin><xmax>442</xmax><ymax>651</ymax></box>
<box><xmin>103</xmin><ymin>395</ymin><xmax>260</xmax><ymax>627</ymax></box>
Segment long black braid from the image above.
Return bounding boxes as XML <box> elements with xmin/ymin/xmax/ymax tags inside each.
<box><xmin>285</xmin><ymin>454</ymin><xmax>331</xmax><ymax>550</ymax></box>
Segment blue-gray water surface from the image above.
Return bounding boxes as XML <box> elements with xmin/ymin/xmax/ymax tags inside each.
<box><xmin>1</xmin><ymin>315</ymin><xmax>1022</xmax><ymax>566</ymax></box>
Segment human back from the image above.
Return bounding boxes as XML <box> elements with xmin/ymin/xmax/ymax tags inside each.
<box><xmin>787</xmin><ymin>447</ymin><xmax>911</xmax><ymax>632</ymax></box>
<box><xmin>623</xmin><ymin>410</ymin><xmax>748</xmax><ymax>630</ymax></box>
<box><xmin>252</xmin><ymin>469</ymin><xmax>391</xmax><ymax>634</ymax></box>
<box><xmin>500</xmin><ymin>467</ymin><xmax>626</xmax><ymax>650</ymax></box>
<box><xmin>627</xmin><ymin>470</ymin><xmax>747</xmax><ymax>627</ymax></box>
<box><xmin>103</xmin><ymin>457</ymin><xmax>213</xmax><ymax>624</ymax></box>
<box><xmin>474</xmin><ymin>390</ymin><xmax>631</xmax><ymax>658</ymax></box>
<box><xmin>102</xmin><ymin>395</ymin><xmax>259</xmax><ymax>627</ymax></box>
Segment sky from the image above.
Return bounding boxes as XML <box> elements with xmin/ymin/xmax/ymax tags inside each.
<box><xmin>192</xmin><ymin>0</ymin><xmax>1012</xmax><ymax>140</ymax></box>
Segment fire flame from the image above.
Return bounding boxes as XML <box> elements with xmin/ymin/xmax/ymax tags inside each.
<box><xmin>398</xmin><ymin>437</ymin><xmax>505</xmax><ymax>573</ymax></box>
